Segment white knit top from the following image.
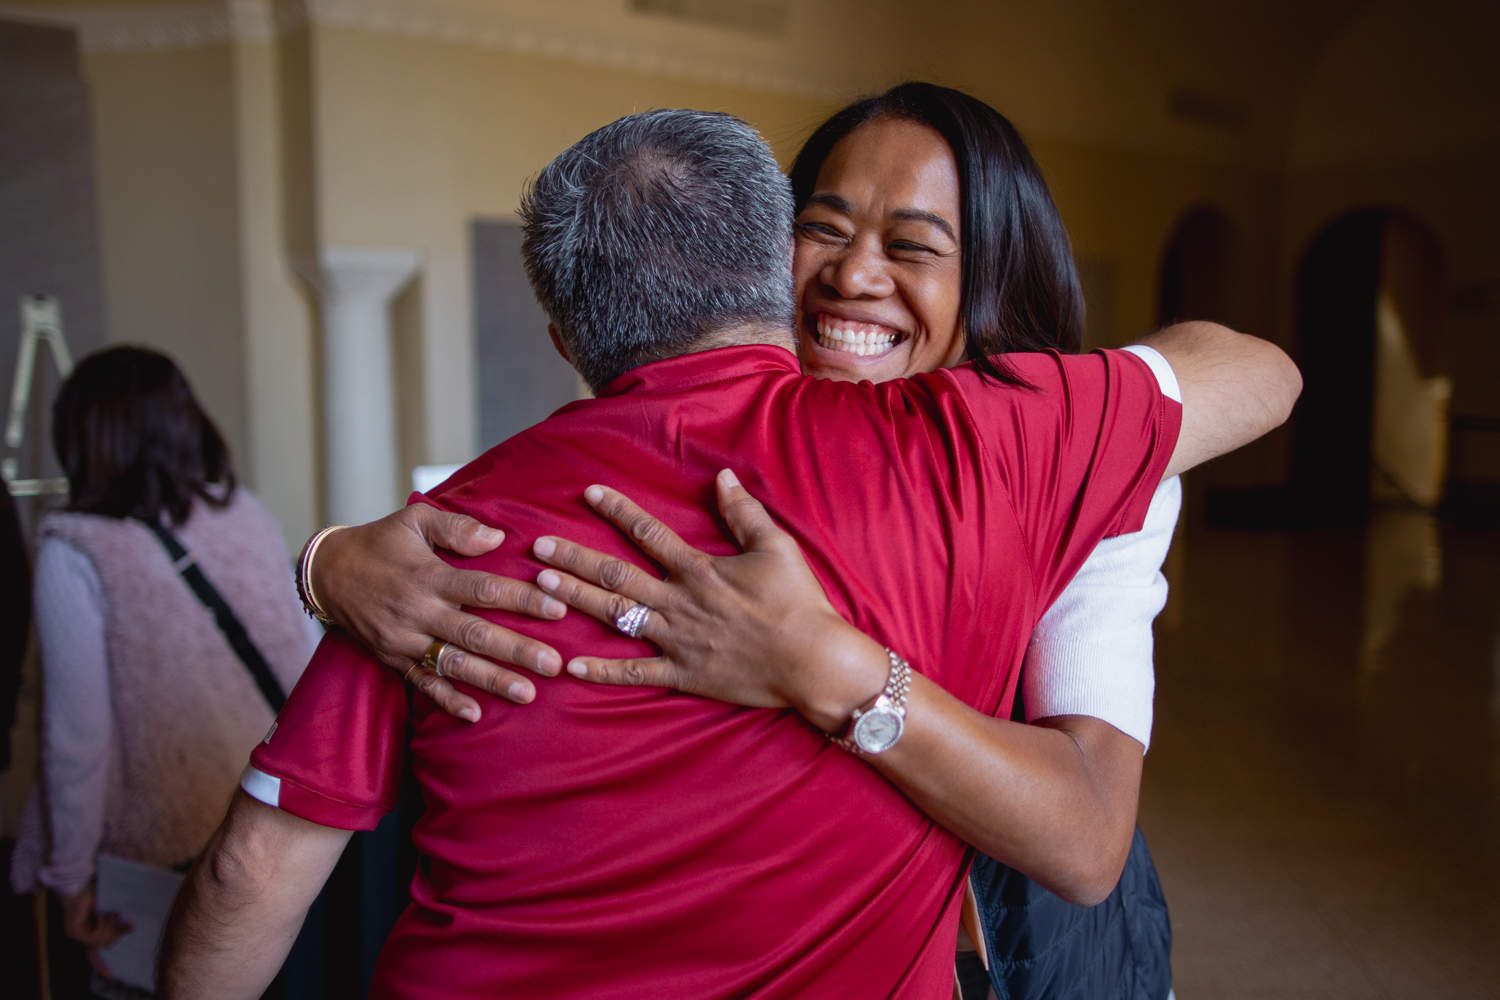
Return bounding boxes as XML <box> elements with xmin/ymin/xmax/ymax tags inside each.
<box><xmin>1022</xmin><ymin>343</ymin><xmax>1183</xmax><ymax>750</ymax></box>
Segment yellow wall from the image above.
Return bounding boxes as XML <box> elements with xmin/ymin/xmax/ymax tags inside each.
<box><xmin>84</xmin><ymin>44</ymin><xmax>249</xmax><ymax>476</ymax></box>
<box><xmin>233</xmin><ymin>33</ymin><xmax>322</xmax><ymax>546</ymax></box>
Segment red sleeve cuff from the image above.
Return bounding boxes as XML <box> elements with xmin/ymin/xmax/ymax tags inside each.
<box><xmin>245</xmin><ymin>760</ymin><xmax>396</xmax><ymax>831</ymax></box>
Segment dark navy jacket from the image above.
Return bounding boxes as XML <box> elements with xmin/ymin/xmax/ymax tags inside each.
<box><xmin>971</xmin><ymin>827</ymin><xmax>1172</xmax><ymax>1000</ymax></box>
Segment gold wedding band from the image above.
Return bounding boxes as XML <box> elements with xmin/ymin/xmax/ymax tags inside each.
<box><xmin>404</xmin><ymin>661</ymin><xmax>422</xmax><ymax>683</ymax></box>
<box><xmin>422</xmin><ymin>639</ymin><xmax>451</xmax><ymax>678</ymax></box>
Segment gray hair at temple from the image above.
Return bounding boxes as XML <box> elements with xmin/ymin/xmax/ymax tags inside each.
<box><xmin>519</xmin><ymin>108</ymin><xmax>795</xmax><ymax>392</ymax></box>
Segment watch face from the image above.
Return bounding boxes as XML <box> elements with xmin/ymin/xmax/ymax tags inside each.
<box><xmin>853</xmin><ymin>708</ymin><xmax>904</xmax><ymax>754</ymax></box>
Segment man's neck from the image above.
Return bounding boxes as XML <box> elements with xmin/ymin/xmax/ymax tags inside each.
<box><xmin>582</xmin><ymin>322</ymin><xmax>798</xmax><ymax>394</ymax></box>
<box><xmin>678</xmin><ymin>322</ymin><xmax>797</xmax><ymax>361</ymax></box>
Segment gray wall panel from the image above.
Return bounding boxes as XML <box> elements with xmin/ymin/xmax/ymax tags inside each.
<box><xmin>0</xmin><ymin>20</ymin><xmax>109</xmax><ymax>494</ymax></box>
<box><xmin>472</xmin><ymin>219</ymin><xmax>578</xmax><ymax>450</ymax></box>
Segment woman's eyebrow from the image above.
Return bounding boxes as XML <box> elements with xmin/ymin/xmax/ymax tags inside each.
<box><xmin>805</xmin><ymin>192</ymin><xmax>852</xmax><ymax>213</ymax></box>
<box><xmin>891</xmin><ymin>208</ymin><xmax>957</xmax><ymax>242</ymax></box>
<box><xmin>804</xmin><ymin>194</ymin><xmax>957</xmax><ymax>243</ymax></box>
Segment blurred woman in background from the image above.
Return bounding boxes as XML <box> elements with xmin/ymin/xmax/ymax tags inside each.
<box><xmin>10</xmin><ymin>346</ymin><xmax>318</xmax><ymax>996</ymax></box>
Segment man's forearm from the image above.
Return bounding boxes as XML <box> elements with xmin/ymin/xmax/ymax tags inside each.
<box><xmin>159</xmin><ymin>791</ymin><xmax>350</xmax><ymax>1000</ymax></box>
<box><xmin>1139</xmin><ymin>321</ymin><xmax>1302</xmax><ymax>479</ymax></box>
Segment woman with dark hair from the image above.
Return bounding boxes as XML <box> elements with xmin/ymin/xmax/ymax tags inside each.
<box><xmin>786</xmin><ymin>81</ymin><xmax>1085</xmax><ymax>383</ymax></box>
<box><xmin>9</xmin><ymin>346</ymin><xmax>319</xmax><ymax>991</ymax></box>
<box><xmin>304</xmin><ymin>84</ymin><xmax>1177</xmax><ymax>999</ymax></box>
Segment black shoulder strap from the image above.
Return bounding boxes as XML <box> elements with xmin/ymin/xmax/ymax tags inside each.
<box><xmin>140</xmin><ymin>521</ymin><xmax>286</xmax><ymax>713</ymax></box>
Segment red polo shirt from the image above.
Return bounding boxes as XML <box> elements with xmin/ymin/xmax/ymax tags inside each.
<box><xmin>250</xmin><ymin>344</ymin><xmax>1179</xmax><ymax>999</ymax></box>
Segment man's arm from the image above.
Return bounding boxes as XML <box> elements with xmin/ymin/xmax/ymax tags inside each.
<box><xmin>158</xmin><ymin>791</ymin><xmax>351</xmax><ymax>1000</ymax></box>
<box><xmin>1140</xmin><ymin>321</ymin><xmax>1302</xmax><ymax>480</ymax></box>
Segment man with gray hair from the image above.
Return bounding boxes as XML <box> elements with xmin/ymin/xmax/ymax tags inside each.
<box><xmin>521</xmin><ymin>108</ymin><xmax>797</xmax><ymax>392</ymax></box>
<box><xmin>160</xmin><ymin>109</ymin><xmax>1289</xmax><ymax>999</ymax></box>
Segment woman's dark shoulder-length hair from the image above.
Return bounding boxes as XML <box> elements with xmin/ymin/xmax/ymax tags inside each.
<box><xmin>52</xmin><ymin>345</ymin><xmax>235</xmax><ymax>526</ymax></box>
<box><xmin>789</xmin><ymin>81</ymin><xmax>1085</xmax><ymax>385</ymax></box>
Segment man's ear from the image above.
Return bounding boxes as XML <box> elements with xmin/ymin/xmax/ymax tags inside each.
<box><xmin>548</xmin><ymin>323</ymin><xmax>571</xmax><ymax>364</ymax></box>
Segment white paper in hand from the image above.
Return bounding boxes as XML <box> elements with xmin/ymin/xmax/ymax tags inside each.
<box><xmin>95</xmin><ymin>854</ymin><xmax>186</xmax><ymax>993</ymax></box>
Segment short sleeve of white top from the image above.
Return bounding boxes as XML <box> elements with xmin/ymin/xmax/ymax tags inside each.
<box><xmin>1021</xmin><ymin>344</ymin><xmax>1183</xmax><ymax>751</ymax></box>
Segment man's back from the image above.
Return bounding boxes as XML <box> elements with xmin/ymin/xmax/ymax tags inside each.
<box><xmin>251</xmin><ymin>344</ymin><xmax>1176</xmax><ymax>999</ymax></box>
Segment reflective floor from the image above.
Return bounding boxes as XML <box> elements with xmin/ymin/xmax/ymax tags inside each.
<box><xmin>1143</xmin><ymin>509</ymin><xmax>1500</xmax><ymax>998</ymax></box>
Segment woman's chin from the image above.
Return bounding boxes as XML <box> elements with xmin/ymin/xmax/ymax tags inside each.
<box><xmin>798</xmin><ymin>336</ymin><xmax>913</xmax><ymax>384</ymax></box>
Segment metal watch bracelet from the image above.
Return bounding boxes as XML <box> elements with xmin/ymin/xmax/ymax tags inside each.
<box><xmin>829</xmin><ymin>648</ymin><xmax>912</xmax><ymax>755</ymax></box>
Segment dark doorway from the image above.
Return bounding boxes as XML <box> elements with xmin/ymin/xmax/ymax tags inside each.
<box><xmin>1289</xmin><ymin>210</ymin><xmax>1388</xmax><ymax>523</ymax></box>
<box><xmin>1209</xmin><ymin>208</ymin><xmax>1450</xmax><ymax>528</ymax></box>
<box><xmin>1158</xmin><ymin>205</ymin><xmax>1236</xmax><ymax>327</ymax></box>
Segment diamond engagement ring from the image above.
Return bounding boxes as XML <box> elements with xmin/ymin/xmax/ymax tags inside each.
<box><xmin>615</xmin><ymin>604</ymin><xmax>651</xmax><ymax>639</ymax></box>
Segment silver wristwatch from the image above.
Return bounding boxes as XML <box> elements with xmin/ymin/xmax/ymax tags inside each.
<box><xmin>832</xmin><ymin>649</ymin><xmax>912</xmax><ymax>755</ymax></box>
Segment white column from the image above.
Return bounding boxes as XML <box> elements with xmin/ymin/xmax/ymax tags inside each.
<box><xmin>299</xmin><ymin>247</ymin><xmax>421</xmax><ymax>525</ymax></box>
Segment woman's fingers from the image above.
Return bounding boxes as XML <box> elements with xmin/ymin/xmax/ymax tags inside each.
<box><xmin>425</xmin><ymin>607</ymin><xmax>564</xmax><ymax>677</ymax></box>
<box><xmin>400</xmin><ymin>502</ymin><xmax>505</xmax><ymax>557</ymax></box>
<box><xmin>715</xmin><ymin>468</ymin><xmax>794</xmax><ymax>555</ymax></box>
<box><xmin>565</xmin><ymin>655</ymin><xmax>680</xmax><ymax>689</ymax></box>
<box><xmin>401</xmin><ymin>627</ymin><xmax>552</xmax><ymax>722</ymax></box>
<box><xmin>406</xmin><ymin>669</ymin><xmax>485</xmax><ymax>721</ymax></box>
<box><xmin>434</xmin><ymin>566</ymin><xmax>567</xmax><ymax>619</ymax></box>
<box><xmin>581</xmin><ymin>484</ymin><xmax>708</xmax><ymax>576</ymax></box>
<box><xmin>536</xmin><ymin>568</ymin><xmax>661</xmax><ymax>641</ymax></box>
<box><xmin>532</xmin><ymin>536</ymin><xmax>674</xmax><ymax>609</ymax></box>
<box><xmin>381</xmin><ymin>608</ymin><xmax>567</xmax><ymax>722</ymax></box>
<box><xmin>404</xmin><ymin>648</ymin><xmax>540</xmax><ymax>716</ymax></box>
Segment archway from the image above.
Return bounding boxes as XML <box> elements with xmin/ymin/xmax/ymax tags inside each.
<box><xmin>1158</xmin><ymin>205</ymin><xmax>1236</xmax><ymax>327</ymax></box>
<box><xmin>1290</xmin><ymin>210</ymin><xmax>1450</xmax><ymax>523</ymax></box>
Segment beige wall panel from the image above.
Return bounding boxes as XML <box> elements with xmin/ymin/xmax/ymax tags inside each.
<box><xmin>83</xmin><ymin>44</ymin><xmax>249</xmax><ymax>479</ymax></box>
<box><xmin>233</xmin><ymin>36</ymin><xmax>320</xmax><ymax>549</ymax></box>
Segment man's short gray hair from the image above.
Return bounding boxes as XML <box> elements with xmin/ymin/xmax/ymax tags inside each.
<box><xmin>519</xmin><ymin>109</ymin><xmax>795</xmax><ymax>392</ymax></box>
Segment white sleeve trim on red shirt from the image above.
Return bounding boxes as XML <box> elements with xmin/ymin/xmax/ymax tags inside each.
<box><xmin>1121</xmin><ymin>344</ymin><xmax>1182</xmax><ymax>403</ymax></box>
<box><xmin>1023</xmin><ymin>475</ymin><xmax>1181</xmax><ymax>751</ymax></box>
<box><xmin>240</xmin><ymin>765</ymin><xmax>282</xmax><ymax>808</ymax></box>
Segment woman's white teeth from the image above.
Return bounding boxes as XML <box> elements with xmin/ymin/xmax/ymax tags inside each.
<box><xmin>815</xmin><ymin>317</ymin><xmax>900</xmax><ymax>357</ymax></box>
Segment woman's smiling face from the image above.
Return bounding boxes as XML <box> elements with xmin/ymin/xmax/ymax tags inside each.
<box><xmin>793</xmin><ymin>117</ymin><xmax>967</xmax><ymax>383</ymax></box>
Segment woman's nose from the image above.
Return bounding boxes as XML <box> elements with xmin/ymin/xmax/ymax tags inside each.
<box><xmin>820</xmin><ymin>242</ymin><xmax>895</xmax><ymax>301</ymax></box>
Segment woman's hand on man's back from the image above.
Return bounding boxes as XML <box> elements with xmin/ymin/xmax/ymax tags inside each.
<box><xmin>309</xmin><ymin>503</ymin><xmax>568</xmax><ymax>721</ymax></box>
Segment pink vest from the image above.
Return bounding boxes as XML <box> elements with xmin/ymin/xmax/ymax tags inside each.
<box><xmin>38</xmin><ymin>490</ymin><xmax>314</xmax><ymax>868</ymax></box>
